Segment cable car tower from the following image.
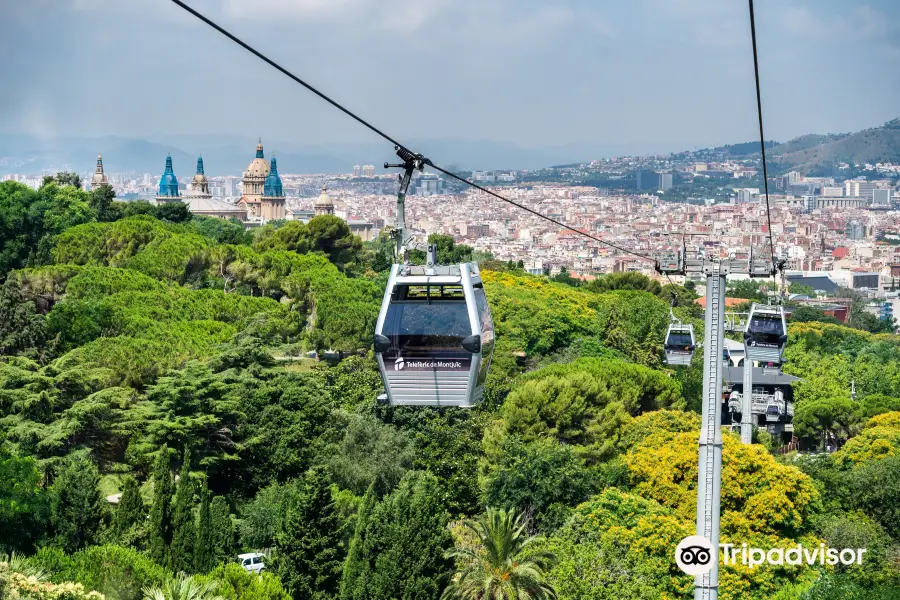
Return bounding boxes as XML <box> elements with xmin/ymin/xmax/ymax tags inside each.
<box><xmin>657</xmin><ymin>245</ymin><xmax>776</xmax><ymax>600</ymax></box>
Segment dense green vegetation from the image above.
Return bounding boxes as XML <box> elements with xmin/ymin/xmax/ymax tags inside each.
<box><xmin>1</xmin><ymin>178</ymin><xmax>899</xmax><ymax>598</ymax></box>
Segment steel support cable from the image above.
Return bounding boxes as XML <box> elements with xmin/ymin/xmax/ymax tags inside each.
<box><xmin>747</xmin><ymin>0</ymin><xmax>779</xmax><ymax>292</ymax></box>
<box><xmin>167</xmin><ymin>0</ymin><xmax>657</xmax><ymax>264</ymax></box>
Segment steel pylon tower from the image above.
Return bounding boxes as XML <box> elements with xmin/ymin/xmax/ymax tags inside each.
<box><xmin>695</xmin><ymin>263</ymin><xmax>726</xmax><ymax>599</ymax></box>
<box><xmin>657</xmin><ymin>248</ymin><xmax>775</xmax><ymax>600</ymax></box>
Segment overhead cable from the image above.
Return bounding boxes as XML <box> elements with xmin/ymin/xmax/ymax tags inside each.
<box><xmin>167</xmin><ymin>0</ymin><xmax>656</xmax><ymax>264</ymax></box>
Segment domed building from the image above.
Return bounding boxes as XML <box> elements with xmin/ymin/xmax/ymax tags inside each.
<box><xmin>314</xmin><ymin>184</ymin><xmax>334</xmax><ymax>216</ymax></box>
<box><xmin>184</xmin><ymin>156</ymin><xmax>249</xmax><ymax>221</ymax></box>
<box><xmin>238</xmin><ymin>139</ymin><xmax>285</xmax><ymax>222</ymax></box>
<box><xmin>156</xmin><ymin>154</ymin><xmax>182</xmax><ymax>205</ymax></box>
<box><xmin>89</xmin><ymin>154</ymin><xmax>109</xmax><ymax>190</ymax></box>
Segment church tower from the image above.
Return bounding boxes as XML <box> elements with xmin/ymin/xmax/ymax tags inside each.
<box><xmin>262</xmin><ymin>155</ymin><xmax>286</xmax><ymax>221</ymax></box>
<box><xmin>187</xmin><ymin>156</ymin><xmax>211</xmax><ymax>198</ymax></box>
<box><xmin>314</xmin><ymin>184</ymin><xmax>335</xmax><ymax>216</ymax></box>
<box><xmin>238</xmin><ymin>138</ymin><xmax>270</xmax><ymax>220</ymax></box>
<box><xmin>156</xmin><ymin>154</ymin><xmax>182</xmax><ymax>205</ymax></box>
<box><xmin>90</xmin><ymin>154</ymin><xmax>109</xmax><ymax>190</ymax></box>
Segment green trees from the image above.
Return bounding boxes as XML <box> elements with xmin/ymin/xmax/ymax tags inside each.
<box><xmin>115</xmin><ymin>476</ymin><xmax>146</xmax><ymax>544</ymax></box>
<box><xmin>170</xmin><ymin>449</ymin><xmax>196</xmax><ymax>573</ymax></box>
<box><xmin>275</xmin><ymin>467</ymin><xmax>344</xmax><ymax>600</ymax></box>
<box><xmin>91</xmin><ymin>184</ymin><xmax>117</xmax><ymax>222</ymax></box>
<box><xmin>210</xmin><ymin>496</ymin><xmax>234</xmax><ymax>565</ymax></box>
<box><xmin>150</xmin><ymin>447</ymin><xmax>174</xmax><ymax>566</ymax></box>
<box><xmin>326</xmin><ymin>415</ymin><xmax>414</xmax><ymax>497</ymax></box>
<box><xmin>585</xmin><ymin>272</ymin><xmax>662</xmax><ymax>296</ymax></box>
<box><xmin>341</xmin><ymin>471</ymin><xmax>453</xmax><ymax>600</ymax></box>
<box><xmin>143</xmin><ymin>573</ymin><xmax>223</xmax><ymax>600</ymax></box>
<box><xmin>0</xmin><ymin>181</ymin><xmax>95</xmax><ymax>276</ymax></box>
<box><xmin>0</xmin><ymin>279</ymin><xmax>46</xmax><ymax>358</ymax></box>
<box><xmin>0</xmin><ymin>446</ymin><xmax>48</xmax><ymax>553</ymax></box>
<box><xmin>254</xmin><ymin>216</ymin><xmax>363</xmax><ymax>273</ymax></box>
<box><xmin>195</xmin><ymin>563</ymin><xmax>291</xmax><ymax>600</ymax></box>
<box><xmin>492</xmin><ymin>358</ymin><xmax>683</xmax><ymax>463</ymax></box>
<box><xmin>482</xmin><ymin>437</ymin><xmax>596</xmax><ymax>532</ymax></box>
<box><xmin>195</xmin><ymin>480</ymin><xmax>213</xmax><ymax>574</ymax></box>
<box><xmin>50</xmin><ymin>456</ymin><xmax>105</xmax><ymax>552</ymax></box>
<box><xmin>794</xmin><ymin>396</ymin><xmax>856</xmax><ymax>447</ymax></box>
<box><xmin>340</xmin><ymin>485</ymin><xmax>375</xmax><ymax>600</ymax></box>
<box><xmin>442</xmin><ymin>508</ymin><xmax>557</xmax><ymax>600</ymax></box>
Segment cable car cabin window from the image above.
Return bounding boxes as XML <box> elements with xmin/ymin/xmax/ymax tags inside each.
<box><xmin>665</xmin><ymin>332</ymin><xmax>694</xmax><ymax>349</ymax></box>
<box><xmin>748</xmin><ymin>316</ymin><xmax>784</xmax><ymax>345</ymax></box>
<box><xmin>382</xmin><ymin>286</ymin><xmax>472</xmax><ymax>362</ymax></box>
<box><xmin>473</xmin><ymin>286</ymin><xmax>494</xmax><ymax>385</ymax></box>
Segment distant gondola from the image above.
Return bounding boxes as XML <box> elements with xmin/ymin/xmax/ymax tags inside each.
<box><xmin>374</xmin><ymin>252</ymin><xmax>494</xmax><ymax>407</ymax></box>
<box><xmin>743</xmin><ymin>303</ymin><xmax>787</xmax><ymax>364</ymax></box>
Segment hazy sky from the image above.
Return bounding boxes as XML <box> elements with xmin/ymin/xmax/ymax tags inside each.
<box><xmin>3</xmin><ymin>0</ymin><xmax>899</xmax><ymax>154</ymax></box>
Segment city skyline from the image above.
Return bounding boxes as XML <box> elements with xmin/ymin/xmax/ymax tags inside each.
<box><xmin>3</xmin><ymin>0</ymin><xmax>899</xmax><ymax>157</ymax></box>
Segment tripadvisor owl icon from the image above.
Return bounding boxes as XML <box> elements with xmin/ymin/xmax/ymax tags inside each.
<box><xmin>675</xmin><ymin>535</ymin><xmax>714</xmax><ymax>576</ymax></box>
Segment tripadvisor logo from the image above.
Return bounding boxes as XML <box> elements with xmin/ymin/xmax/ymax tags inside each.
<box><xmin>674</xmin><ymin>536</ymin><xmax>867</xmax><ymax>574</ymax></box>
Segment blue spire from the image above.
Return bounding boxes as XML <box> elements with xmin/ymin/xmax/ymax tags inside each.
<box><xmin>196</xmin><ymin>155</ymin><xmax>204</xmax><ymax>175</ymax></box>
<box><xmin>256</xmin><ymin>138</ymin><xmax>264</xmax><ymax>159</ymax></box>
<box><xmin>264</xmin><ymin>155</ymin><xmax>283</xmax><ymax>197</ymax></box>
<box><xmin>158</xmin><ymin>154</ymin><xmax>179</xmax><ymax>197</ymax></box>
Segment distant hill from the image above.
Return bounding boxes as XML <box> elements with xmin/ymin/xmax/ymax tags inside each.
<box><xmin>770</xmin><ymin>119</ymin><xmax>900</xmax><ymax>174</ymax></box>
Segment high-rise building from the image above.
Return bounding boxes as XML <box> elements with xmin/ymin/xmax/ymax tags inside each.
<box><xmin>467</xmin><ymin>224</ymin><xmax>490</xmax><ymax>238</ymax></box>
<box><xmin>223</xmin><ymin>176</ymin><xmax>237</xmax><ymax>198</ymax></box>
<box><xmin>873</xmin><ymin>188</ymin><xmax>892</xmax><ymax>207</ymax></box>
<box><xmin>362</xmin><ymin>165</ymin><xmax>376</xmax><ymax>177</ymax></box>
<box><xmin>352</xmin><ymin>165</ymin><xmax>361</xmax><ymax>177</ymax></box>
<box><xmin>659</xmin><ymin>172</ymin><xmax>673</xmax><ymax>191</ymax></box>
<box><xmin>416</xmin><ymin>175</ymin><xmax>443</xmax><ymax>196</ymax></box>
<box><xmin>635</xmin><ymin>169</ymin><xmax>656</xmax><ymax>191</ymax></box>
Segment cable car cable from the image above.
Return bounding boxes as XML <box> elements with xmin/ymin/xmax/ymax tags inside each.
<box><xmin>167</xmin><ymin>0</ymin><xmax>657</xmax><ymax>265</ymax></box>
<box><xmin>167</xmin><ymin>0</ymin><xmax>406</xmax><ymax>151</ymax></box>
<box><xmin>747</xmin><ymin>0</ymin><xmax>779</xmax><ymax>293</ymax></box>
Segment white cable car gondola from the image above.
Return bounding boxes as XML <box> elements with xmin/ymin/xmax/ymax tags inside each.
<box><xmin>663</xmin><ymin>292</ymin><xmax>695</xmax><ymax>366</ymax></box>
<box><xmin>664</xmin><ymin>323</ymin><xmax>696</xmax><ymax>366</ymax></box>
<box><xmin>373</xmin><ymin>247</ymin><xmax>494</xmax><ymax>407</ymax></box>
<box><xmin>743</xmin><ymin>303</ymin><xmax>787</xmax><ymax>364</ymax></box>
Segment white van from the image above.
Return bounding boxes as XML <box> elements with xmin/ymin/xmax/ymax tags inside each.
<box><xmin>238</xmin><ymin>552</ymin><xmax>266</xmax><ymax>574</ymax></box>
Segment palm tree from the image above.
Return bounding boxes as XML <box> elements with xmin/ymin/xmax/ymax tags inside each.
<box><xmin>442</xmin><ymin>507</ymin><xmax>558</xmax><ymax>600</ymax></box>
<box><xmin>142</xmin><ymin>573</ymin><xmax>224</xmax><ymax>600</ymax></box>
<box><xmin>0</xmin><ymin>552</ymin><xmax>48</xmax><ymax>581</ymax></box>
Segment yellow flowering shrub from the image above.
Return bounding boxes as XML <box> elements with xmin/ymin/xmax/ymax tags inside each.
<box><xmin>624</xmin><ymin>431</ymin><xmax>819</xmax><ymax>537</ymax></box>
<box><xmin>833</xmin><ymin>424</ymin><xmax>900</xmax><ymax>469</ymax></box>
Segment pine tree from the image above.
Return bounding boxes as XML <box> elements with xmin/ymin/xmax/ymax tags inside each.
<box><xmin>340</xmin><ymin>484</ymin><xmax>376</xmax><ymax>600</ymax></box>
<box><xmin>50</xmin><ymin>456</ymin><xmax>104</xmax><ymax>553</ymax></box>
<box><xmin>169</xmin><ymin>448</ymin><xmax>196</xmax><ymax>573</ymax></box>
<box><xmin>210</xmin><ymin>495</ymin><xmax>234</xmax><ymax>564</ymax></box>
<box><xmin>90</xmin><ymin>183</ymin><xmax>116</xmax><ymax>221</ymax></box>
<box><xmin>194</xmin><ymin>479</ymin><xmax>214</xmax><ymax>573</ymax></box>
<box><xmin>149</xmin><ymin>446</ymin><xmax>174</xmax><ymax>567</ymax></box>
<box><xmin>275</xmin><ymin>466</ymin><xmax>345</xmax><ymax>600</ymax></box>
<box><xmin>115</xmin><ymin>476</ymin><xmax>145</xmax><ymax>533</ymax></box>
<box><xmin>352</xmin><ymin>471</ymin><xmax>453</xmax><ymax>600</ymax></box>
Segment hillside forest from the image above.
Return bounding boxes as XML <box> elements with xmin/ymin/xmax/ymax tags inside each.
<box><xmin>1</xmin><ymin>178</ymin><xmax>900</xmax><ymax>599</ymax></box>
